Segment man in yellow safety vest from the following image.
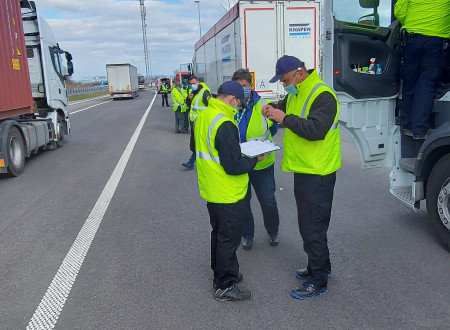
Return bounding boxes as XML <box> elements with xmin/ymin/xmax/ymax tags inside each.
<box><xmin>195</xmin><ymin>81</ymin><xmax>263</xmax><ymax>301</ymax></box>
<box><xmin>264</xmin><ymin>55</ymin><xmax>341</xmax><ymax>300</ymax></box>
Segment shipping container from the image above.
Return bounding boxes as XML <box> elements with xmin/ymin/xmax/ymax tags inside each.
<box><xmin>0</xmin><ymin>0</ymin><xmax>34</xmax><ymax>120</ymax></box>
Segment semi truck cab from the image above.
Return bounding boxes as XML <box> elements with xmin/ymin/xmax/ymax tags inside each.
<box><xmin>21</xmin><ymin>0</ymin><xmax>73</xmax><ymax>137</ymax></box>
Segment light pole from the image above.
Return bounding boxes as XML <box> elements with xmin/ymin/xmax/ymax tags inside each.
<box><xmin>195</xmin><ymin>0</ymin><xmax>201</xmax><ymax>38</ymax></box>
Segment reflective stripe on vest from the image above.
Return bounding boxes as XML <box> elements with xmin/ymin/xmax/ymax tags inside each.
<box><xmin>192</xmin><ymin>88</ymin><xmax>208</xmax><ymax>111</ymax></box>
<box><xmin>195</xmin><ymin>113</ymin><xmax>225</xmax><ymax>163</ymax></box>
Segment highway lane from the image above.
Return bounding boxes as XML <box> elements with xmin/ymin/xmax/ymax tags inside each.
<box><xmin>0</xmin><ymin>90</ymin><xmax>448</xmax><ymax>329</ymax></box>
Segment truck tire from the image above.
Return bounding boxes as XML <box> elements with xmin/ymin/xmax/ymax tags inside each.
<box><xmin>426</xmin><ymin>154</ymin><xmax>450</xmax><ymax>251</ymax></box>
<box><xmin>56</xmin><ymin>114</ymin><xmax>64</xmax><ymax>148</ymax></box>
<box><xmin>6</xmin><ymin>126</ymin><xmax>25</xmax><ymax>177</ymax></box>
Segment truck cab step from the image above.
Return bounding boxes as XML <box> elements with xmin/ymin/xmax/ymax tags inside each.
<box><xmin>399</xmin><ymin>157</ymin><xmax>415</xmax><ymax>173</ymax></box>
<box><xmin>391</xmin><ymin>186</ymin><xmax>415</xmax><ymax>208</ymax></box>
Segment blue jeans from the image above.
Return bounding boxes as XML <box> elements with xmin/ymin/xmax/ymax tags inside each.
<box><xmin>401</xmin><ymin>35</ymin><xmax>443</xmax><ymax>135</ymax></box>
<box><xmin>242</xmin><ymin>164</ymin><xmax>280</xmax><ymax>239</ymax></box>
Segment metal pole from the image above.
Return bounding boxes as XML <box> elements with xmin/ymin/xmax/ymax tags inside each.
<box><xmin>195</xmin><ymin>0</ymin><xmax>201</xmax><ymax>38</ymax></box>
<box><xmin>140</xmin><ymin>0</ymin><xmax>152</xmax><ymax>81</ymax></box>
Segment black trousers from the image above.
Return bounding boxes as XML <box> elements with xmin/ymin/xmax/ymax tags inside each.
<box><xmin>161</xmin><ymin>93</ymin><xmax>169</xmax><ymax>106</ymax></box>
<box><xmin>400</xmin><ymin>34</ymin><xmax>444</xmax><ymax>135</ymax></box>
<box><xmin>207</xmin><ymin>198</ymin><xmax>247</xmax><ymax>289</ymax></box>
<box><xmin>294</xmin><ymin>172</ymin><xmax>336</xmax><ymax>287</ymax></box>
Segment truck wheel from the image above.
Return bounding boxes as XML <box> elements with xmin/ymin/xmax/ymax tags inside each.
<box><xmin>56</xmin><ymin>114</ymin><xmax>65</xmax><ymax>148</ymax></box>
<box><xmin>426</xmin><ymin>154</ymin><xmax>450</xmax><ymax>251</ymax></box>
<box><xmin>6</xmin><ymin>126</ymin><xmax>25</xmax><ymax>177</ymax></box>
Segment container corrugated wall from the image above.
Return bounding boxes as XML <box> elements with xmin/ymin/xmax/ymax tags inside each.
<box><xmin>0</xmin><ymin>0</ymin><xmax>34</xmax><ymax>120</ymax></box>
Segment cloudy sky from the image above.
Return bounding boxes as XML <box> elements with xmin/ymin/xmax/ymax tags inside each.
<box><xmin>37</xmin><ymin>0</ymin><xmax>236</xmax><ymax>82</ymax></box>
<box><xmin>36</xmin><ymin>0</ymin><xmax>392</xmax><ymax>82</ymax></box>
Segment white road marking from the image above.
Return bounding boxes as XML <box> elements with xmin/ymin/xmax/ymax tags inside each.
<box><xmin>26</xmin><ymin>92</ymin><xmax>157</xmax><ymax>330</ymax></box>
<box><xmin>70</xmin><ymin>100</ymin><xmax>111</xmax><ymax>115</ymax></box>
<box><xmin>68</xmin><ymin>95</ymin><xmax>109</xmax><ymax>105</ymax></box>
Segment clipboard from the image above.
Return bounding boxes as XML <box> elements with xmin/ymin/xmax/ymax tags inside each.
<box><xmin>240</xmin><ymin>139</ymin><xmax>282</xmax><ymax>158</ymax></box>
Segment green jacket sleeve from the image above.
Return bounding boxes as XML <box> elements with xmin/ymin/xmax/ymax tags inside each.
<box><xmin>394</xmin><ymin>0</ymin><xmax>408</xmax><ymax>25</ymax></box>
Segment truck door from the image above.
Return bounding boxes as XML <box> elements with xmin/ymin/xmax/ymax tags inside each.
<box><xmin>331</xmin><ymin>0</ymin><xmax>401</xmax><ymax>168</ymax></box>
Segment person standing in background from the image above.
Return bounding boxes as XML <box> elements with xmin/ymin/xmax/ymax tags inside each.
<box><xmin>182</xmin><ymin>76</ymin><xmax>211</xmax><ymax>170</ymax></box>
<box><xmin>160</xmin><ymin>82</ymin><xmax>170</xmax><ymax>107</ymax></box>
<box><xmin>171</xmin><ymin>83</ymin><xmax>188</xmax><ymax>133</ymax></box>
<box><xmin>231</xmin><ymin>69</ymin><xmax>280</xmax><ymax>250</ymax></box>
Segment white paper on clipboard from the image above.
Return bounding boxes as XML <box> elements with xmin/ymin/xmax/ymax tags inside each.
<box><xmin>240</xmin><ymin>140</ymin><xmax>282</xmax><ymax>158</ymax></box>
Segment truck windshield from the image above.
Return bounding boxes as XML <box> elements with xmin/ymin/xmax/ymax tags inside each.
<box><xmin>333</xmin><ymin>0</ymin><xmax>392</xmax><ymax>27</ymax></box>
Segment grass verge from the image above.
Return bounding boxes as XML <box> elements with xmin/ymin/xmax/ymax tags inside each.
<box><xmin>68</xmin><ymin>91</ymin><xmax>109</xmax><ymax>102</ymax></box>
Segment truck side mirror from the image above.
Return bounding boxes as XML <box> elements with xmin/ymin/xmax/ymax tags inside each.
<box><xmin>358</xmin><ymin>14</ymin><xmax>377</xmax><ymax>26</ymax></box>
<box><xmin>358</xmin><ymin>0</ymin><xmax>379</xmax><ymax>26</ymax></box>
<box><xmin>67</xmin><ymin>60</ymin><xmax>73</xmax><ymax>76</ymax></box>
<box><xmin>359</xmin><ymin>0</ymin><xmax>379</xmax><ymax>8</ymax></box>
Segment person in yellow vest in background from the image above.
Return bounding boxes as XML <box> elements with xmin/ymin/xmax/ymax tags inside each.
<box><xmin>263</xmin><ymin>55</ymin><xmax>341</xmax><ymax>300</ymax></box>
<box><xmin>160</xmin><ymin>82</ymin><xmax>170</xmax><ymax>107</ymax></box>
<box><xmin>195</xmin><ymin>81</ymin><xmax>264</xmax><ymax>301</ymax></box>
<box><xmin>182</xmin><ymin>75</ymin><xmax>211</xmax><ymax>170</ymax></box>
<box><xmin>171</xmin><ymin>83</ymin><xmax>188</xmax><ymax>133</ymax></box>
<box><xmin>181</xmin><ymin>83</ymin><xmax>190</xmax><ymax>133</ymax></box>
<box><xmin>394</xmin><ymin>0</ymin><xmax>450</xmax><ymax>139</ymax></box>
<box><xmin>231</xmin><ymin>69</ymin><xmax>280</xmax><ymax>250</ymax></box>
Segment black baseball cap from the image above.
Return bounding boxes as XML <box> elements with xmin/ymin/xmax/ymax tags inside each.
<box><xmin>269</xmin><ymin>55</ymin><xmax>305</xmax><ymax>83</ymax></box>
<box><xmin>217</xmin><ymin>81</ymin><xmax>250</xmax><ymax>109</ymax></box>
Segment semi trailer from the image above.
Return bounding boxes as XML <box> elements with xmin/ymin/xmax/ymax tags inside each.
<box><xmin>106</xmin><ymin>63</ymin><xmax>139</xmax><ymax>99</ymax></box>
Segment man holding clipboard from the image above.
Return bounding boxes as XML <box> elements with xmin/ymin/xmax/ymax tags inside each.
<box><xmin>195</xmin><ymin>81</ymin><xmax>264</xmax><ymax>301</ymax></box>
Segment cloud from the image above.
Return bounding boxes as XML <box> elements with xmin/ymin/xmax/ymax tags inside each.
<box><xmin>35</xmin><ymin>0</ymin><xmax>232</xmax><ymax>81</ymax></box>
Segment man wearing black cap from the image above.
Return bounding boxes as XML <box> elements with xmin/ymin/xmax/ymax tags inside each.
<box><xmin>263</xmin><ymin>55</ymin><xmax>341</xmax><ymax>300</ymax></box>
<box><xmin>195</xmin><ymin>81</ymin><xmax>264</xmax><ymax>301</ymax></box>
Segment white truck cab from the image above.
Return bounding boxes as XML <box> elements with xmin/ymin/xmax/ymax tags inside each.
<box><xmin>325</xmin><ymin>0</ymin><xmax>450</xmax><ymax>250</ymax></box>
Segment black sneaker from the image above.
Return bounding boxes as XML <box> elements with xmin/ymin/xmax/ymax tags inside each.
<box><xmin>295</xmin><ymin>268</ymin><xmax>332</xmax><ymax>280</ymax></box>
<box><xmin>291</xmin><ymin>282</ymin><xmax>328</xmax><ymax>300</ymax></box>
<box><xmin>214</xmin><ymin>285</ymin><xmax>252</xmax><ymax>302</ymax></box>
<box><xmin>242</xmin><ymin>237</ymin><xmax>253</xmax><ymax>250</ymax></box>
<box><xmin>181</xmin><ymin>162</ymin><xmax>194</xmax><ymax>170</ymax></box>
<box><xmin>269</xmin><ymin>234</ymin><xmax>279</xmax><ymax>246</ymax></box>
<box><xmin>213</xmin><ymin>272</ymin><xmax>243</xmax><ymax>290</ymax></box>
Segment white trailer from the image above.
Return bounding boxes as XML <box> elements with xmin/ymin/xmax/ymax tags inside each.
<box><xmin>106</xmin><ymin>64</ymin><xmax>139</xmax><ymax>99</ymax></box>
<box><xmin>193</xmin><ymin>0</ymin><xmax>320</xmax><ymax>100</ymax></box>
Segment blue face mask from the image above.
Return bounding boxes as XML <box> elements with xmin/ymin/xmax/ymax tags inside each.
<box><xmin>283</xmin><ymin>70</ymin><xmax>299</xmax><ymax>95</ymax></box>
<box><xmin>243</xmin><ymin>86</ymin><xmax>251</xmax><ymax>99</ymax></box>
<box><xmin>190</xmin><ymin>84</ymin><xmax>198</xmax><ymax>91</ymax></box>
<box><xmin>284</xmin><ymin>84</ymin><xmax>298</xmax><ymax>95</ymax></box>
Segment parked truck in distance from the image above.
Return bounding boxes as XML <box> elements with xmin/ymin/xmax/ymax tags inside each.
<box><xmin>138</xmin><ymin>75</ymin><xmax>146</xmax><ymax>90</ymax></box>
<box><xmin>106</xmin><ymin>64</ymin><xmax>139</xmax><ymax>99</ymax></box>
<box><xmin>0</xmin><ymin>0</ymin><xmax>73</xmax><ymax>176</ymax></box>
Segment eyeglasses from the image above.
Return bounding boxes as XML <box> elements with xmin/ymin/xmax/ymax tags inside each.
<box><xmin>280</xmin><ymin>71</ymin><xmax>299</xmax><ymax>87</ymax></box>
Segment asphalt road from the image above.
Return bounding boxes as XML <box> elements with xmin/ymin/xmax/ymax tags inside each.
<box><xmin>0</xmin><ymin>90</ymin><xmax>448</xmax><ymax>329</ymax></box>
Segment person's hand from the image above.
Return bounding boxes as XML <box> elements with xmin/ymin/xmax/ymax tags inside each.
<box><xmin>264</xmin><ymin>108</ymin><xmax>286</xmax><ymax>123</ymax></box>
<box><xmin>261</xmin><ymin>104</ymin><xmax>273</xmax><ymax>115</ymax></box>
<box><xmin>257</xmin><ymin>154</ymin><xmax>265</xmax><ymax>162</ymax></box>
<box><xmin>188</xmin><ymin>94</ymin><xmax>194</xmax><ymax>100</ymax></box>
